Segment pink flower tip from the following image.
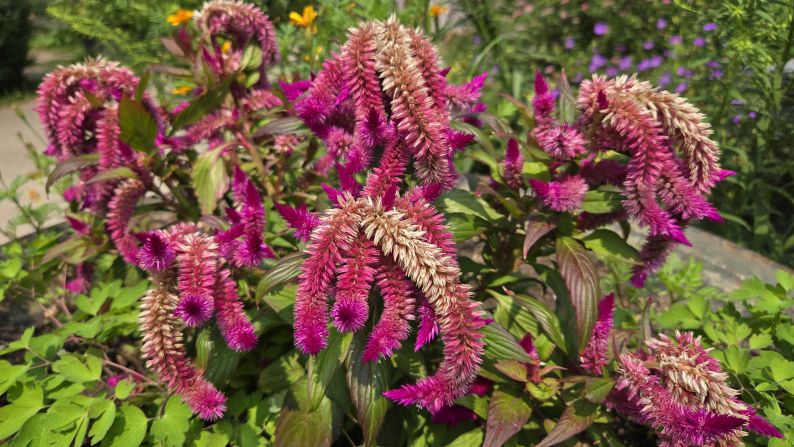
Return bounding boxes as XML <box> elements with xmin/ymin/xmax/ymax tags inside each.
<box><xmin>138</xmin><ymin>232</ymin><xmax>175</xmax><ymax>272</ymax></box>
<box><xmin>175</xmin><ymin>294</ymin><xmax>214</xmax><ymax>327</ymax></box>
<box><xmin>331</xmin><ymin>298</ymin><xmax>368</xmax><ymax>333</ymax></box>
<box><xmin>186</xmin><ymin>383</ymin><xmax>227</xmax><ymax>421</ymax></box>
<box><xmin>226</xmin><ymin>323</ymin><xmax>258</xmax><ymax>352</ymax></box>
<box><xmin>534</xmin><ymin>72</ymin><xmax>549</xmax><ymax>95</ymax></box>
<box><xmin>506</xmin><ymin>138</ymin><xmax>520</xmax><ymax>163</ymax></box>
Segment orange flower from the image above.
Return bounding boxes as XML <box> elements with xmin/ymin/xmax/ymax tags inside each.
<box><xmin>429</xmin><ymin>4</ymin><xmax>448</xmax><ymax>17</ymax></box>
<box><xmin>172</xmin><ymin>85</ymin><xmax>193</xmax><ymax>95</ymax></box>
<box><xmin>221</xmin><ymin>41</ymin><xmax>232</xmax><ymax>54</ymax></box>
<box><xmin>167</xmin><ymin>8</ymin><xmax>194</xmax><ymax>27</ymax></box>
<box><xmin>289</xmin><ymin>5</ymin><xmax>318</xmax><ymax>34</ymax></box>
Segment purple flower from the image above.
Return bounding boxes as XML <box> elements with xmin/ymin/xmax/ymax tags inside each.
<box><xmin>606</xmin><ymin>67</ymin><xmax>618</xmax><ymax>77</ymax></box>
<box><xmin>619</xmin><ymin>56</ymin><xmax>633</xmax><ymax>71</ymax></box>
<box><xmin>748</xmin><ymin>111</ymin><xmax>757</xmax><ymax>119</ymax></box>
<box><xmin>731</xmin><ymin>114</ymin><xmax>742</xmax><ymax>124</ymax></box>
<box><xmin>704</xmin><ymin>22</ymin><xmax>717</xmax><ymax>31</ymax></box>
<box><xmin>669</xmin><ymin>35</ymin><xmax>683</xmax><ymax>45</ymax></box>
<box><xmin>676</xmin><ymin>66</ymin><xmax>693</xmax><ymax>78</ymax></box>
<box><xmin>675</xmin><ymin>82</ymin><xmax>688</xmax><ymax>94</ymax></box>
<box><xmin>589</xmin><ymin>53</ymin><xmax>608</xmax><ymax>72</ymax></box>
<box><xmin>649</xmin><ymin>56</ymin><xmax>663</xmax><ymax>68</ymax></box>
<box><xmin>693</xmin><ymin>37</ymin><xmax>706</xmax><ymax>47</ymax></box>
<box><xmin>637</xmin><ymin>59</ymin><xmax>651</xmax><ymax>72</ymax></box>
<box><xmin>565</xmin><ymin>37</ymin><xmax>575</xmax><ymax>49</ymax></box>
<box><xmin>472</xmin><ymin>35</ymin><xmax>482</xmax><ymax>45</ymax></box>
<box><xmin>656</xmin><ymin>18</ymin><xmax>667</xmax><ymax>30</ymax></box>
<box><xmin>706</xmin><ymin>60</ymin><xmax>721</xmax><ymax>68</ymax></box>
<box><xmin>594</xmin><ymin>22</ymin><xmax>608</xmax><ymax>36</ymax></box>
<box><xmin>643</xmin><ymin>40</ymin><xmax>655</xmax><ymax>50</ymax></box>
<box><xmin>711</xmin><ymin>69</ymin><xmax>723</xmax><ymax>79</ymax></box>
<box><xmin>659</xmin><ymin>72</ymin><xmax>672</xmax><ymax>87</ymax></box>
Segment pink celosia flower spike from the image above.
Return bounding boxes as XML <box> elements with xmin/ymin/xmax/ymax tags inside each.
<box><xmin>175</xmin><ymin>234</ymin><xmax>218</xmax><ymax>327</ymax></box>
<box><xmin>529</xmin><ymin>175</ymin><xmax>589</xmax><ymax>212</ymax></box>
<box><xmin>609</xmin><ymin>331</ymin><xmax>783</xmax><ymax>445</ymax></box>
<box><xmin>532</xmin><ymin>72</ymin><xmax>555</xmax><ymax>124</ymax></box>
<box><xmin>362</xmin><ymin>255</ymin><xmax>416</xmax><ymax>361</ymax></box>
<box><xmin>213</xmin><ymin>267</ymin><xmax>257</xmax><ymax>352</ymax></box>
<box><xmin>534</xmin><ymin>124</ymin><xmax>587</xmax><ymax>160</ymax></box>
<box><xmin>138</xmin><ymin>231</ymin><xmax>176</xmax><ymax>272</ymax></box>
<box><xmin>139</xmin><ymin>271</ymin><xmax>226</xmax><ymax>420</ymax></box>
<box><xmin>294</xmin><ymin>197</ymin><xmax>367</xmax><ymax>354</ymax></box>
<box><xmin>503</xmin><ymin>138</ymin><xmax>524</xmax><ymax>189</ymax></box>
<box><xmin>342</xmin><ymin>23</ymin><xmax>387</xmax><ymax>150</ymax></box>
<box><xmin>414</xmin><ymin>293</ymin><xmax>439</xmax><ymax>351</ymax></box>
<box><xmin>107</xmin><ymin>178</ymin><xmax>145</xmax><ymax>264</ymax></box>
<box><xmin>580</xmin><ymin>293</ymin><xmax>614</xmax><ymax>375</ymax></box>
<box><xmin>332</xmin><ymin>236</ymin><xmax>378</xmax><ymax>332</ymax></box>
<box><xmin>274</xmin><ymin>202</ymin><xmax>320</xmax><ymax>242</ymax></box>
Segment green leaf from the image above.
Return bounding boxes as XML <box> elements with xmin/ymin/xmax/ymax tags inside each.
<box><xmin>483</xmin><ymin>322</ymin><xmax>533</xmax><ymax>363</ymax></box>
<box><xmin>0</xmin><ymin>361</ymin><xmax>29</xmax><ymax>396</ymax></box>
<box><xmin>310</xmin><ymin>330</ymin><xmax>353</xmax><ymax>411</ymax></box>
<box><xmin>580</xmin><ymin>189</ymin><xmax>623</xmax><ymax>214</ymax></box>
<box><xmin>0</xmin><ymin>383</ymin><xmax>44</xmax><ymax>439</ymax></box>
<box><xmin>749</xmin><ymin>333</ymin><xmax>773</xmax><ymax>350</ymax></box>
<box><xmin>583</xmin><ymin>377</ymin><xmax>615</xmax><ymax>403</ymax></box>
<box><xmin>171</xmin><ymin>80</ymin><xmax>231</xmax><ymax>130</ymax></box>
<box><xmin>580</xmin><ymin>229</ymin><xmax>639</xmax><ymax>264</ymax></box>
<box><xmin>89</xmin><ymin>400</ymin><xmax>116</xmax><ymax>445</ymax></box>
<box><xmin>447</xmin><ymin>214</ymin><xmax>488</xmax><ymax>242</ymax></box>
<box><xmin>85</xmin><ymin>167</ymin><xmax>137</xmax><ymax>185</ymax></box>
<box><xmin>556</xmin><ymin>237</ymin><xmax>601</xmax><ymax>353</ymax></box>
<box><xmin>483</xmin><ymin>389</ymin><xmax>532</xmax><ymax>447</ymax></box>
<box><xmin>119</xmin><ymin>96</ymin><xmax>158</xmax><ymax>153</ymax></box>
<box><xmin>256</xmin><ymin>253</ymin><xmax>307</xmax><ymax>299</ymax></box>
<box><xmin>345</xmin><ymin>332</ymin><xmax>389</xmax><ymax>447</ymax></box>
<box><xmin>253</xmin><ymin>117</ymin><xmax>305</xmax><ymax>137</ymax></box>
<box><xmin>442</xmin><ymin>189</ymin><xmax>503</xmax><ymax>222</ymax></box>
<box><xmin>536</xmin><ymin>400</ymin><xmax>597</xmax><ymax>447</ymax></box>
<box><xmin>102</xmin><ymin>405</ymin><xmax>147</xmax><ymax>447</ymax></box>
<box><xmin>494</xmin><ymin>360</ymin><xmax>529</xmax><ymax>382</ymax></box>
<box><xmin>261</xmin><ymin>284</ymin><xmax>297</xmax><ymax>324</ymax></box>
<box><xmin>0</xmin><ymin>327</ymin><xmax>33</xmax><ymax>355</ymax></box>
<box><xmin>46</xmin><ymin>153</ymin><xmax>100</xmax><ymax>192</ymax></box>
<box><xmin>52</xmin><ymin>352</ymin><xmax>102</xmax><ymax>383</ymax></box>
<box><xmin>776</xmin><ymin>270</ymin><xmax>793</xmax><ymax>291</ymax></box>
<box><xmin>192</xmin><ymin>149</ymin><xmax>229</xmax><ymax>215</ymax></box>
<box><xmin>724</xmin><ymin>346</ymin><xmax>750</xmax><ymax>373</ymax></box>
<box><xmin>274</xmin><ymin>382</ymin><xmax>334</xmax><ymax>447</ymax></box>
<box><xmin>150</xmin><ymin>396</ymin><xmax>192</xmax><ymax>447</ymax></box>
<box><xmin>512</xmin><ymin>294</ymin><xmax>567</xmax><ymax>353</ymax></box>
<box><xmin>114</xmin><ymin>379</ymin><xmax>134</xmax><ymax>400</ymax></box>
<box><xmin>523</xmin><ymin>220</ymin><xmax>555</xmax><ymax>258</ymax></box>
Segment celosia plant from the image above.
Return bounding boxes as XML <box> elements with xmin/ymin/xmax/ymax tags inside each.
<box><xmin>285</xmin><ymin>16</ymin><xmax>489</xmax><ymax>412</ymax></box>
<box><xmin>610</xmin><ymin>332</ymin><xmax>782</xmax><ymax>446</ymax></box>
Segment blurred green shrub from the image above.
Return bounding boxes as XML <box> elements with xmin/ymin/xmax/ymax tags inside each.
<box><xmin>0</xmin><ymin>0</ymin><xmax>32</xmax><ymax>91</ymax></box>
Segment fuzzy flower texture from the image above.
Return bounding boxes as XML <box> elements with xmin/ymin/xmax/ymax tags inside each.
<box><xmin>510</xmin><ymin>73</ymin><xmax>730</xmax><ymax>287</ymax></box>
<box><xmin>609</xmin><ymin>332</ymin><xmax>782</xmax><ymax>446</ymax></box>
<box><xmin>282</xmin><ymin>17</ymin><xmax>488</xmax><ymax>413</ymax></box>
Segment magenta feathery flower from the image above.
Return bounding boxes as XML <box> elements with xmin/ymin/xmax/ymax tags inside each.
<box><xmin>362</xmin><ymin>256</ymin><xmax>416</xmax><ymax>361</ymax></box>
<box><xmin>342</xmin><ymin>23</ymin><xmax>387</xmax><ymax>151</ymax></box>
<box><xmin>107</xmin><ymin>179</ymin><xmax>145</xmax><ymax>264</ymax></box>
<box><xmin>503</xmin><ymin>138</ymin><xmax>524</xmax><ymax>189</ymax></box>
<box><xmin>580</xmin><ymin>293</ymin><xmax>614</xmax><ymax>375</ymax></box>
<box><xmin>609</xmin><ymin>332</ymin><xmax>783</xmax><ymax>445</ymax></box>
<box><xmin>333</xmin><ymin>236</ymin><xmax>378</xmax><ymax>333</ymax></box>
<box><xmin>213</xmin><ymin>267</ymin><xmax>257</xmax><ymax>352</ymax></box>
<box><xmin>274</xmin><ymin>202</ymin><xmax>320</xmax><ymax>241</ymax></box>
<box><xmin>139</xmin><ymin>272</ymin><xmax>226</xmax><ymax>420</ymax></box>
<box><xmin>445</xmin><ymin>72</ymin><xmax>488</xmax><ymax>113</ymax></box>
<box><xmin>534</xmin><ymin>124</ymin><xmax>586</xmax><ymax>160</ymax></box>
<box><xmin>294</xmin><ymin>197</ymin><xmax>366</xmax><ymax>354</ymax></box>
<box><xmin>529</xmin><ymin>175</ymin><xmax>588</xmax><ymax>212</ymax></box>
<box><xmin>519</xmin><ymin>333</ymin><xmax>542</xmax><ymax>383</ymax></box>
<box><xmin>532</xmin><ymin>72</ymin><xmax>556</xmax><ymax>124</ymax></box>
<box><xmin>138</xmin><ymin>231</ymin><xmax>176</xmax><ymax>272</ymax></box>
<box><xmin>630</xmin><ymin>234</ymin><xmax>678</xmax><ymax>287</ymax></box>
<box><xmin>414</xmin><ymin>293</ymin><xmax>439</xmax><ymax>350</ymax></box>
<box><xmin>194</xmin><ymin>0</ymin><xmax>279</xmax><ymax>77</ymax></box>
<box><xmin>175</xmin><ymin>234</ymin><xmax>218</xmax><ymax>327</ymax></box>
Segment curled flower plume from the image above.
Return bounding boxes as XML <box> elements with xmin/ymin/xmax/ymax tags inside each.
<box><xmin>609</xmin><ymin>332</ymin><xmax>782</xmax><ymax>445</ymax></box>
<box><xmin>137</xmin><ymin>222</ymin><xmax>261</xmax><ymax>419</ymax></box>
<box><xmin>294</xmin><ymin>194</ymin><xmax>486</xmax><ymax>412</ymax></box>
<box><xmin>580</xmin><ymin>293</ymin><xmax>614</xmax><ymax>375</ymax></box>
<box><xmin>139</xmin><ymin>272</ymin><xmax>226</xmax><ymax>420</ymax></box>
<box><xmin>576</xmin><ymin>75</ymin><xmax>724</xmax><ymax>286</ymax></box>
<box><xmin>194</xmin><ymin>0</ymin><xmax>279</xmax><ymax>78</ymax></box>
<box><xmin>107</xmin><ymin>179</ymin><xmax>146</xmax><ymax>264</ymax></box>
<box><xmin>293</xmin><ymin>16</ymin><xmax>485</xmax><ymax>189</ymax></box>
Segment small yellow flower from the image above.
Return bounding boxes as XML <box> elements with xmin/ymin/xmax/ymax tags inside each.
<box><xmin>221</xmin><ymin>41</ymin><xmax>232</xmax><ymax>54</ymax></box>
<box><xmin>290</xmin><ymin>5</ymin><xmax>318</xmax><ymax>34</ymax></box>
<box><xmin>172</xmin><ymin>85</ymin><xmax>193</xmax><ymax>95</ymax></box>
<box><xmin>315</xmin><ymin>45</ymin><xmax>323</xmax><ymax>55</ymax></box>
<box><xmin>429</xmin><ymin>4</ymin><xmax>448</xmax><ymax>17</ymax></box>
<box><xmin>167</xmin><ymin>8</ymin><xmax>194</xmax><ymax>27</ymax></box>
